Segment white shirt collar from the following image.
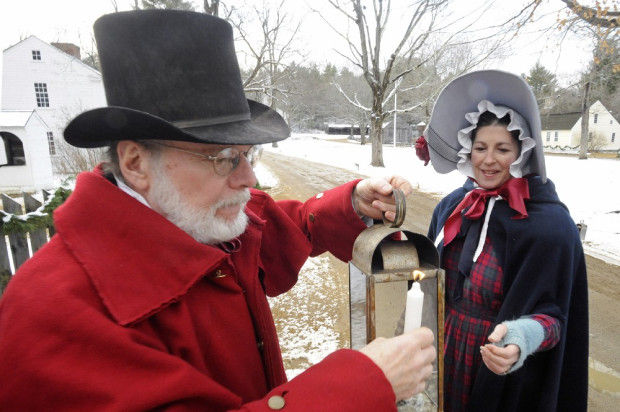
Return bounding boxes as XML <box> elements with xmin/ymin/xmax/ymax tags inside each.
<box><xmin>113</xmin><ymin>174</ymin><xmax>152</xmax><ymax>209</ymax></box>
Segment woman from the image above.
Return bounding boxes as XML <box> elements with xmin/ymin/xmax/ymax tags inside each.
<box><xmin>418</xmin><ymin>70</ymin><xmax>588</xmax><ymax>411</ymax></box>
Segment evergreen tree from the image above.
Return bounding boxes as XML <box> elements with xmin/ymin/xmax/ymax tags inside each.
<box><xmin>525</xmin><ymin>62</ymin><xmax>558</xmax><ymax>114</ymax></box>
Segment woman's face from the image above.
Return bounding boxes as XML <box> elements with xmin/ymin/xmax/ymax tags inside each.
<box><xmin>471</xmin><ymin>124</ymin><xmax>519</xmax><ymax>189</ymax></box>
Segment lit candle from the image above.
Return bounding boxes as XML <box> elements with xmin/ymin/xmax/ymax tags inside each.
<box><xmin>404</xmin><ymin>281</ymin><xmax>424</xmax><ymax>333</ymax></box>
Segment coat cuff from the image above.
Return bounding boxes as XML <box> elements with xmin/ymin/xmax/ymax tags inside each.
<box><xmin>244</xmin><ymin>349</ymin><xmax>396</xmax><ymax>411</ymax></box>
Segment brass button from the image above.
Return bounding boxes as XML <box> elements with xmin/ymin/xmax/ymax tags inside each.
<box><xmin>267</xmin><ymin>395</ymin><xmax>285</xmax><ymax>410</ymax></box>
<box><xmin>214</xmin><ymin>270</ymin><xmax>227</xmax><ymax>278</ymax></box>
<box><xmin>309</xmin><ymin>213</ymin><xmax>315</xmax><ymax>222</ymax></box>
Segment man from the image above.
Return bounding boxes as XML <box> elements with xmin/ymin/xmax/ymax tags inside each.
<box><xmin>0</xmin><ymin>10</ymin><xmax>435</xmax><ymax>410</ymax></box>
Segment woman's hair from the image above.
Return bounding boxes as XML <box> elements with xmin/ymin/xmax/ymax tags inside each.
<box><xmin>471</xmin><ymin>111</ymin><xmax>521</xmax><ymax>145</ymax></box>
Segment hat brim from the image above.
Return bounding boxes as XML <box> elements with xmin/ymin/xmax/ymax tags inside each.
<box><xmin>425</xmin><ymin>70</ymin><xmax>546</xmax><ymax>182</ymax></box>
<box><xmin>64</xmin><ymin>99</ymin><xmax>290</xmax><ymax>148</ymax></box>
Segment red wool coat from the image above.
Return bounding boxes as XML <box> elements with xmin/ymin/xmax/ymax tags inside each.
<box><xmin>0</xmin><ymin>170</ymin><xmax>396</xmax><ymax>411</ymax></box>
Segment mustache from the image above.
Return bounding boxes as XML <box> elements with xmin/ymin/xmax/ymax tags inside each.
<box><xmin>213</xmin><ymin>189</ymin><xmax>251</xmax><ymax>209</ymax></box>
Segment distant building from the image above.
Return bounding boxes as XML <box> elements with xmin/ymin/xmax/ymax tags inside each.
<box><xmin>541</xmin><ymin>101</ymin><xmax>620</xmax><ymax>152</ymax></box>
<box><xmin>0</xmin><ymin>111</ymin><xmax>53</xmax><ymax>191</ymax></box>
<box><xmin>325</xmin><ymin>123</ymin><xmax>368</xmax><ymax>135</ymax></box>
<box><xmin>0</xmin><ymin>36</ymin><xmax>106</xmax><ymax>191</ymax></box>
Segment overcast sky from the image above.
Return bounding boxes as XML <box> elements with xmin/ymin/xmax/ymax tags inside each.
<box><xmin>0</xmin><ymin>0</ymin><xmax>595</xmax><ymax>86</ymax></box>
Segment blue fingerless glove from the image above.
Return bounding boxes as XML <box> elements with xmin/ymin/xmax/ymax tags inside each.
<box><xmin>494</xmin><ymin>318</ymin><xmax>545</xmax><ymax>373</ymax></box>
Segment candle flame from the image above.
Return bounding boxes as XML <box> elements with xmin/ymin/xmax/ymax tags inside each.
<box><xmin>413</xmin><ymin>270</ymin><xmax>426</xmax><ymax>282</ymax></box>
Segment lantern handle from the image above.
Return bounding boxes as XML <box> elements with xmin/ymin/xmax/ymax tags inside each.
<box><xmin>382</xmin><ymin>187</ymin><xmax>406</xmax><ymax>228</ymax></box>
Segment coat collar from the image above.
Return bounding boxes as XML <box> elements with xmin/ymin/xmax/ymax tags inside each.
<box><xmin>54</xmin><ymin>170</ymin><xmax>233</xmax><ymax>326</ymax></box>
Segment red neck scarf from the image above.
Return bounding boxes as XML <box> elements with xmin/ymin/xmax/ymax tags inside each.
<box><xmin>443</xmin><ymin>177</ymin><xmax>530</xmax><ymax>246</ymax></box>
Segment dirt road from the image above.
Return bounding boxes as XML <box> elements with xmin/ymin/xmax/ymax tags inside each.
<box><xmin>261</xmin><ymin>151</ymin><xmax>619</xmax><ymax>410</ymax></box>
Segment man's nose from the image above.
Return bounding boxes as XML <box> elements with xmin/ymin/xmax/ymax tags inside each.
<box><xmin>228</xmin><ymin>156</ymin><xmax>258</xmax><ymax>189</ymax></box>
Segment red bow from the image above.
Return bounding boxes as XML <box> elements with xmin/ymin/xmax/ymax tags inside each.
<box><xmin>415</xmin><ymin>136</ymin><xmax>430</xmax><ymax>166</ymax></box>
<box><xmin>443</xmin><ymin>178</ymin><xmax>530</xmax><ymax>246</ymax></box>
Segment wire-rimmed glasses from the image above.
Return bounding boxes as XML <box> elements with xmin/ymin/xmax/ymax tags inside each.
<box><xmin>148</xmin><ymin>141</ymin><xmax>259</xmax><ymax>176</ymax></box>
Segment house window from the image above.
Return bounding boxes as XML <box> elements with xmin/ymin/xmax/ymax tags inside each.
<box><xmin>34</xmin><ymin>82</ymin><xmax>49</xmax><ymax>107</ymax></box>
<box><xmin>594</xmin><ymin>113</ymin><xmax>598</xmax><ymax>123</ymax></box>
<box><xmin>0</xmin><ymin>133</ymin><xmax>26</xmax><ymax>165</ymax></box>
<box><xmin>47</xmin><ymin>132</ymin><xmax>56</xmax><ymax>155</ymax></box>
<box><xmin>546</xmin><ymin>131</ymin><xmax>551</xmax><ymax>141</ymax></box>
<box><xmin>554</xmin><ymin>131</ymin><xmax>558</xmax><ymax>142</ymax></box>
<box><xmin>588</xmin><ymin>132</ymin><xmax>592</xmax><ymax>141</ymax></box>
<box><xmin>32</xmin><ymin>50</ymin><xmax>41</xmax><ymax>60</ymax></box>
<box><xmin>613</xmin><ymin>133</ymin><xmax>616</xmax><ymax>143</ymax></box>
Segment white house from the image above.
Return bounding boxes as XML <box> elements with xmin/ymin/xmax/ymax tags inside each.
<box><xmin>0</xmin><ymin>36</ymin><xmax>106</xmax><ymax>191</ymax></box>
<box><xmin>0</xmin><ymin>110</ymin><xmax>54</xmax><ymax>191</ymax></box>
<box><xmin>541</xmin><ymin>101</ymin><xmax>620</xmax><ymax>151</ymax></box>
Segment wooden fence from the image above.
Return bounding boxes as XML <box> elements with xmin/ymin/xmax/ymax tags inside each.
<box><xmin>1</xmin><ymin>191</ymin><xmax>54</xmax><ymax>277</ymax></box>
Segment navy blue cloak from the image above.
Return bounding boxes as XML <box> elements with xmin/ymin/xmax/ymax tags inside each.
<box><xmin>428</xmin><ymin>176</ymin><xmax>588</xmax><ymax>411</ymax></box>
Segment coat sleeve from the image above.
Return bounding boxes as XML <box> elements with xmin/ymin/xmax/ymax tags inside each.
<box><xmin>249</xmin><ymin>180</ymin><xmax>367</xmax><ymax>296</ymax></box>
<box><xmin>270</xmin><ymin>179</ymin><xmax>368</xmax><ymax>262</ymax></box>
<box><xmin>0</xmin><ymin>270</ymin><xmax>396</xmax><ymax>411</ymax></box>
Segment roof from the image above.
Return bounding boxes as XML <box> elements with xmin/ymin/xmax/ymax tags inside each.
<box><xmin>540</xmin><ymin>112</ymin><xmax>581</xmax><ymax>131</ymax></box>
<box><xmin>0</xmin><ymin>110</ymin><xmax>47</xmax><ymax>128</ymax></box>
<box><xmin>3</xmin><ymin>35</ymin><xmax>101</xmax><ymax>76</ymax></box>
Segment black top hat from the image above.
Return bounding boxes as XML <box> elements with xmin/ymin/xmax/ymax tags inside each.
<box><xmin>64</xmin><ymin>10</ymin><xmax>290</xmax><ymax>148</ymax></box>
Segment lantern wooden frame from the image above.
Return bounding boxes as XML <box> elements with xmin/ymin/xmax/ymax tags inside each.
<box><xmin>349</xmin><ymin>224</ymin><xmax>445</xmax><ymax>411</ymax></box>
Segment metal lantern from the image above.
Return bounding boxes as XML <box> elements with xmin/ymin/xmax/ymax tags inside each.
<box><xmin>349</xmin><ymin>190</ymin><xmax>445</xmax><ymax>411</ymax></box>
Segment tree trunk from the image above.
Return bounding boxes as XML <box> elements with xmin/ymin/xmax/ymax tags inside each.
<box><xmin>370</xmin><ymin>116</ymin><xmax>384</xmax><ymax>167</ymax></box>
<box><xmin>578</xmin><ymin>81</ymin><xmax>591</xmax><ymax>159</ymax></box>
<box><xmin>360</xmin><ymin>120</ymin><xmax>367</xmax><ymax>145</ymax></box>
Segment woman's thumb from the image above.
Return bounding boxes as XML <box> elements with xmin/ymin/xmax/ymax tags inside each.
<box><xmin>488</xmin><ymin>324</ymin><xmax>507</xmax><ymax>343</ymax></box>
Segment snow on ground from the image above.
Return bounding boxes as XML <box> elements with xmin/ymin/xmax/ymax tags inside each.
<box><xmin>259</xmin><ymin>133</ymin><xmax>620</xmax><ymax>266</ymax></box>
<box><xmin>267</xmin><ymin>255</ymin><xmax>341</xmax><ymax>380</ymax></box>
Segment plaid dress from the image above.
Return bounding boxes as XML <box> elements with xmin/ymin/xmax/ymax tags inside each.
<box><xmin>442</xmin><ymin>236</ymin><xmax>560</xmax><ymax>411</ymax></box>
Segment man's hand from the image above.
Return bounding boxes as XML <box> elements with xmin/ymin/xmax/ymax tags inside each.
<box><xmin>359</xmin><ymin>327</ymin><xmax>436</xmax><ymax>401</ymax></box>
<box><xmin>480</xmin><ymin>323</ymin><xmax>520</xmax><ymax>375</ymax></box>
<box><xmin>353</xmin><ymin>176</ymin><xmax>413</xmax><ymax>221</ymax></box>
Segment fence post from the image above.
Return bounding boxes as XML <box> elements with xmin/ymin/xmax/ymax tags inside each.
<box><xmin>0</xmin><ymin>234</ymin><xmax>11</xmax><ymax>275</ymax></box>
<box><xmin>23</xmin><ymin>192</ymin><xmax>48</xmax><ymax>253</ymax></box>
<box><xmin>1</xmin><ymin>194</ymin><xmax>30</xmax><ymax>271</ymax></box>
<box><xmin>42</xmin><ymin>190</ymin><xmax>56</xmax><ymax>236</ymax></box>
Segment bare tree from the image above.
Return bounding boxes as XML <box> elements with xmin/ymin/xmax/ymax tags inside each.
<box><xmin>52</xmin><ymin>141</ymin><xmax>107</xmax><ymax>176</ymax></box>
<box><xmin>138</xmin><ymin>0</ymin><xmax>195</xmax><ymax>10</ymax></box>
<box><xmin>318</xmin><ymin>0</ymin><xmax>511</xmax><ymax>166</ymax></box>
<box><xmin>226</xmin><ymin>1</ymin><xmax>302</xmax><ymax>105</ymax></box>
<box><xmin>203</xmin><ymin>0</ymin><xmax>220</xmax><ymax>15</ymax></box>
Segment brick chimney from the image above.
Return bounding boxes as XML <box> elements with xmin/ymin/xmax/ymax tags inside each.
<box><xmin>51</xmin><ymin>42</ymin><xmax>81</xmax><ymax>59</ymax></box>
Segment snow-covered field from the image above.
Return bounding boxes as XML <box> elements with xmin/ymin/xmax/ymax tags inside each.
<box><xmin>260</xmin><ymin>133</ymin><xmax>620</xmax><ymax>266</ymax></box>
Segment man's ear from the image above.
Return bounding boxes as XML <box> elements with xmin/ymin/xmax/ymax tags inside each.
<box><xmin>117</xmin><ymin>141</ymin><xmax>153</xmax><ymax>193</ymax></box>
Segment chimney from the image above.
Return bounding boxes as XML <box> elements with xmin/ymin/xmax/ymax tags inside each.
<box><xmin>51</xmin><ymin>42</ymin><xmax>81</xmax><ymax>59</ymax></box>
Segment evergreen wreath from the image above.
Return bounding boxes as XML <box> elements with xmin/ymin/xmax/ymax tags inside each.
<box><xmin>0</xmin><ymin>180</ymin><xmax>74</xmax><ymax>235</ymax></box>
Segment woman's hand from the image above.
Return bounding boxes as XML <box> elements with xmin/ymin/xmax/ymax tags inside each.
<box><xmin>352</xmin><ymin>176</ymin><xmax>412</xmax><ymax>221</ymax></box>
<box><xmin>480</xmin><ymin>323</ymin><xmax>520</xmax><ymax>375</ymax></box>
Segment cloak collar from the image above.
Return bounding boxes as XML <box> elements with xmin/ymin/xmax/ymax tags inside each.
<box><xmin>53</xmin><ymin>170</ymin><xmax>263</xmax><ymax>326</ymax></box>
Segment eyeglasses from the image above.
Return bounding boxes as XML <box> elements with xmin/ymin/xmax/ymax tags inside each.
<box><xmin>149</xmin><ymin>141</ymin><xmax>259</xmax><ymax>176</ymax></box>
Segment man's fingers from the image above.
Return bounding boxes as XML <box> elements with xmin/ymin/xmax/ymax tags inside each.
<box><xmin>402</xmin><ymin>327</ymin><xmax>435</xmax><ymax>348</ymax></box>
<box><xmin>388</xmin><ymin>176</ymin><xmax>413</xmax><ymax>196</ymax></box>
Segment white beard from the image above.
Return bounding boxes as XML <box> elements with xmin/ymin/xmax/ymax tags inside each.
<box><xmin>148</xmin><ymin>162</ymin><xmax>250</xmax><ymax>244</ymax></box>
